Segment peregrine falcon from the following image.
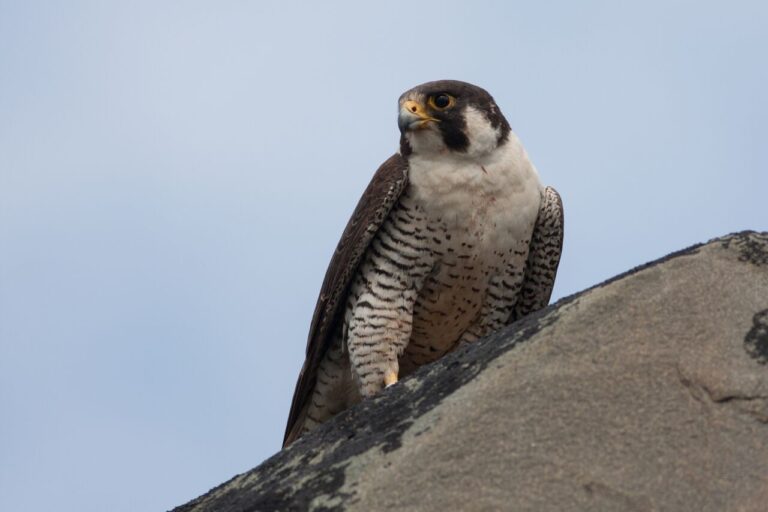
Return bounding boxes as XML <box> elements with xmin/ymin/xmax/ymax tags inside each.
<box><xmin>283</xmin><ymin>80</ymin><xmax>564</xmax><ymax>446</ymax></box>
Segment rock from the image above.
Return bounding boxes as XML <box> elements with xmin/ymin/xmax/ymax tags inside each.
<box><xmin>173</xmin><ymin>231</ymin><xmax>768</xmax><ymax>512</ymax></box>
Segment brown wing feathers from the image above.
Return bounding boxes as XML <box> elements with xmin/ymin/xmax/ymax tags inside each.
<box><xmin>283</xmin><ymin>154</ymin><xmax>409</xmax><ymax>446</ymax></box>
<box><xmin>510</xmin><ymin>186</ymin><xmax>564</xmax><ymax>322</ymax></box>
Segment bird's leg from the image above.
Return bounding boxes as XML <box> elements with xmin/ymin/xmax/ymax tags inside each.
<box><xmin>384</xmin><ymin>369</ymin><xmax>398</xmax><ymax>387</ymax></box>
<box><xmin>346</xmin><ymin>285</ymin><xmax>417</xmax><ymax>398</ymax></box>
<box><xmin>349</xmin><ymin>331</ymin><xmax>407</xmax><ymax>398</ymax></box>
<box><xmin>344</xmin><ymin>209</ymin><xmax>435</xmax><ymax>398</ymax></box>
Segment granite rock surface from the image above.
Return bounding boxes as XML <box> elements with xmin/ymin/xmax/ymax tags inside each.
<box><xmin>173</xmin><ymin>231</ymin><xmax>768</xmax><ymax>512</ymax></box>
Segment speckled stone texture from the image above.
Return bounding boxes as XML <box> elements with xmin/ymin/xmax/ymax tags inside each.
<box><xmin>173</xmin><ymin>231</ymin><xmax>768</xmax><ymax>512</ymax></box>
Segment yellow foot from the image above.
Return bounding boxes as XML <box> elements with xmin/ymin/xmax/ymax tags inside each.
<box><xmin>384</xmin><ymin>370</ymin><xmax>398</xmax><ymax>388</ymax></box>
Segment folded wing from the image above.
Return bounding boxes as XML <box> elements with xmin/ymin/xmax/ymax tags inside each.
<box><xmin>510</xmin><ymin>186</ymin><xmax>565</xmax><ymax>322</ymax></box>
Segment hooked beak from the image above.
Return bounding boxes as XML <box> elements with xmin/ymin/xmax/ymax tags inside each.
<box><xmin>398</xmin><ymin>99</ymin><xmax>439</xmax><ymax>133</ymax></box>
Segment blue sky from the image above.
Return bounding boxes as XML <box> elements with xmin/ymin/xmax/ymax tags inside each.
<box><xmin>1</xmin><ymin>1</ymin><xmax>766</xmax><ymax>510</ymax></box>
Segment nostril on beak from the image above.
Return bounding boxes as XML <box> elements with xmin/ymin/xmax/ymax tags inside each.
<box><xmin>410</xmin><ymin>105</ymin><xmax>417</xmax><ymax>112</ymax></box>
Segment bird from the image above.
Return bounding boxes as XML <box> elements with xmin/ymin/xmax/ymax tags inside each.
<box><xmin>283</xmin><ymin>80</ymin><xmax>564</xmax><ymax>447</ymax></box>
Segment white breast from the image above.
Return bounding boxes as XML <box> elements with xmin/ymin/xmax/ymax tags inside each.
<box><xmin>406</xmin><ymin>131</ymin><xmax>543</xmax><ymax>249</ymax></box>
<box><xmin>392</xmin><ymin>131</ymin><xmax>544</xmax><ymax>369</ymax></box>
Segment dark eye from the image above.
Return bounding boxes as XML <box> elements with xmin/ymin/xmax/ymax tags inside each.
<box><xmin>430</xmin><ymin>94</ymin><xmax>453</xmax><ymax>109</ymax></box>
<box><xmin>434</xmin><ymin>94</ymin><xmax>450</xmax><ymax>108</ymax></box>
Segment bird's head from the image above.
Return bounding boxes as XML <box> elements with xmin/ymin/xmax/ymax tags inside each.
<box><xmin>397</xmin><ymin>80</ymin><xmax>511</xmax><ymax>158</ymax></box>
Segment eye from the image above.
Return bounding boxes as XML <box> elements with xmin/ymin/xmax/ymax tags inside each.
<box><xmin>429</xmin><ymin>93</ymin><xmax>454</xmax><ymax>110</ymax></box>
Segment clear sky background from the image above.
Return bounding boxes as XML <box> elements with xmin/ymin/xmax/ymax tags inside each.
<box><xmin>1</xmin><ymin>1</ymin><xmax>766</xmax><ymax>510</ymax></box>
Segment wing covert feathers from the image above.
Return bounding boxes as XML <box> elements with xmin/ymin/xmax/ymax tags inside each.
<box><xmin>283</xmin><ymin>154</ymin><xmax>409</xmax><ymax>446</ymax></box>
<box><xmin>510</xmin><ymin>186</ymin><xmax>565</xmax><ymax>322</ymax></box>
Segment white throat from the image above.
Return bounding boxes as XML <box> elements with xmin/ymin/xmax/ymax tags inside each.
<box><xmin>405</xmin><ymin>130</ymin><xmax>543</xmax><ymax>239</ymax></box>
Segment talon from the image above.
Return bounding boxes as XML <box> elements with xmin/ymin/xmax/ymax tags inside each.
<box><xmin>384</xmin><ymin>370</ymin><xmax>398</xmax><ymax>387</ymax></box>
